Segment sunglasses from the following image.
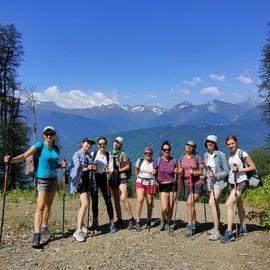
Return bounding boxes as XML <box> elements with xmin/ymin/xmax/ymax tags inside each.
<box><xmin>44</xmin><ymin>132</ymin><xmax>54</xmax><ymax>137</ymax></box>
<box><xmin>144</xmin><ymin>152</ymin><xmax>152</xmax><ymax>156</ymax></box>
<box><xmin>99</xmin><ymin>143</ymin><xmax>106</xmax><ymax>146</ymax></box>
<box><xmin>186</xmin><ymin>143</ymin><xmax>194</xmax><ymax>147</ymax></box>
<box><xmin>206</xmin><ymin>141</ymin><xmax>214</xmax><ymax>144</ymax></box>
<box><xmin>162</xmin><ymin>148</ymin><xmax>170</xmax><ymax>152</ymax></box>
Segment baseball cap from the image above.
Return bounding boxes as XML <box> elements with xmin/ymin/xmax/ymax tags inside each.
<box><xmin>115</xmin><ymin>136</ymin><xmax>124</xmax><ymax>145</ymax></box>
<box><xmin>43</xmin><ymin>126</ymin><xmax>55</xmax><ymax>134</ymax></box>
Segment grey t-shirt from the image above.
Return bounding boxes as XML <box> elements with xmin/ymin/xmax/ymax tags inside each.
<box><xmin>113</xmin><ymin>151</ymin><xmax>128</xmax><ymax>179</ymax></box>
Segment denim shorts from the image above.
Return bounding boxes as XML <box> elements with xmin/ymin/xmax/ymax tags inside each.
<box><xmin>207</xmin><ymin>179</ymin><xmax>227</xmax><ymax>192</ymax></box>
<box><xmin>37</xmin><ymin>178</ymin><xmax>57</xmax><ymax>192</ymax></box>
<box><xmin>184</xmin><ymin>184</ymin><xmax>203</xmax><ymax>200</ymax></box>
<box><xmin>229</xmin><ymin>180</ymin><xmax>248</xmax><ymax>193</ymax></box>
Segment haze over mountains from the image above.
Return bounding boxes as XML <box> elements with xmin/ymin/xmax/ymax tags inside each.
<box><xmin>23</xmin><ymin>99</ymin><xmax>268</xmax><ymax>161</ymax></box>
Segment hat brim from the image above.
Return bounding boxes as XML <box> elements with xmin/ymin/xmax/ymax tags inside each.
<box><xmin>82</xmin><ymin>139</ymin><xmax>96</xmax><ymax>144</ymax></box>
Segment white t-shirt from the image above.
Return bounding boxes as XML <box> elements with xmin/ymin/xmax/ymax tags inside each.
<box><xmin>135</xmin><ymin>159</ymin><xmax>154</xmax><ymax>184</ymax></box>
<box><xmin>206</xmin><ymin>153</ymin><xmax>216</xmax><ymax>174</ymax></box>
<box><xmin>92</xmin><ymin>150</ymin><xmax>113</xmax><ymax>174</ymax></box>
<box><xmin>228</xmin><ymin>149</ymin><xmax>248</xmax><ymax>184</ymax></box>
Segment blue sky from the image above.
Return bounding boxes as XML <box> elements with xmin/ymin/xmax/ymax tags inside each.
<box><xmin>1</xmin><ymin>0</ymin><xmax>270</xmax><ymax>108</ymax></box>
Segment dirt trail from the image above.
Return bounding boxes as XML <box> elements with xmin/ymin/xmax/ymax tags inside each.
<box><xmin>0</xmin><ymin>197</ymin><xmax>269</xmax><ymax>270</ymax></box>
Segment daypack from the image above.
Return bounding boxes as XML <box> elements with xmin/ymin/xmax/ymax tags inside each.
<box><xmin>25</xmin><ymin>142</ymin><xmax>44</xmax><ymax>176</ymax></box>
<box><xmin>238</xmin><ymin>150</ymin><xmax>262</xmax><ymax>188</ymax></box>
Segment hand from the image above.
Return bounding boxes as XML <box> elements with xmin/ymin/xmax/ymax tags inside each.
<box><xmin>61</xmin><ymin>160</ymin><xmax>68</xmax><ymax>169</ymax></box>
<box><xmin>207</xmin><ymin>171</ymin><xmax>214</xmax><ymax>178</ymax></box>
<box><xmin>188</xmin><ymin>169</ymin><xmax>194</xmax><ymax>175</ymax></box>
<box><xmin>4</xmin><ymin>155</ymin><xmax>11</xmax><ymax>163</ymax></box>
<box><xmin>104</xmin><ymin>166</ymin><xmax>110</xmax><ymax>173</ymax></box>
<box><xmin>178</xmin><ymin>166</ymin><xmax>184</xmax><ymax>174</ymax></box>
<box><xmin>232</xmin><ymin>164</ymin><xmax>239</xmax><ymax>173</ymax></box>
<box><xmin>113</xmin><ymin>168</ymin><xmax>119</xmax><ymax>174</ymax></box>
<box><xmin>91</xmin><ymin>163</ymin><xmax>98</xmax><ymax>171</ymax></box>
<box><xmin>200</xmin><ymin>175</ymin><xmax>206</xmax><ymax>182</ymax></box>
<box><xmin>152</xmin><ymin>169</ymin><xmax>157</xmax><ymax>176</ymax></box>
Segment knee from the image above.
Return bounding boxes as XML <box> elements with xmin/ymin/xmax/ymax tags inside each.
<box><xmin>208</xmin><ymin>199</ymin><xmax>215</xmax><ymax>209</ymax></box>
<box><xmin>81</xmin><ymin>200</ymin><xmax>89</xmax><ymax>209</ymax></box>
<box><xmin>225</xmin><ymin>200</ymin><xmax>233</xmax><ymax>209</ymax></box>
<box><xmin>36</xmin><ymin>204</ymin><xmax>45</xmax><ymax>212</ymax></box>
<box><xmin>137</xmin><ymin>198</ymin><xmax>144</xmax><ymax>205</ymax></box>
<box><xmin>120</xmin><ymin>195</ymin><xmax>127</xmax><ymax>202</ymax></box>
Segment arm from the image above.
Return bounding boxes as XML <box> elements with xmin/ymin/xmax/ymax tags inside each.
<box><xmin>240</xmin><ymin>156</ymin><xmax>256</xmax><ymax>173</ymax></box>
<box><xmin>5</xmin><ymin>146</ymin><xmax>36</xmax><ymax>164</ymax></box>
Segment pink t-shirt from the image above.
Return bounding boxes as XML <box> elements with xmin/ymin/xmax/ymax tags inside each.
<box><xmin>153</xmin><ymin>157</ymin><xmax>177</xmax><ymax>183</ymax></box>
<box><xmin>180</xmin><ymin>154</ymin><xmax>204</xmax><ymax>186</ymax></box>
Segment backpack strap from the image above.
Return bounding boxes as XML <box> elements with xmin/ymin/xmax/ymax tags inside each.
<box><xmin>92</xmin><ymin>151</ymin><xmax>98</xmax><ymax>163</ymax></box>
<box><xmin>238</xmin><ymin>149</ymin><xmax>246</xmax><ymax>168</ymax></box>
<box><xmin>138</xmin><ymin>158</ymin><xmax>144</xmax><ymax>171</ymax></box>
<box><xmin>105</xmin><ymin>151</ymin><xmax>110</xmax><ymax>164</ymax></box>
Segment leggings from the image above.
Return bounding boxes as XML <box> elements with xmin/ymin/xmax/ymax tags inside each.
<box><xmin>90</xmin><ymin>172</ymin><xmax>114</xmax><ymax>220</ymax></box>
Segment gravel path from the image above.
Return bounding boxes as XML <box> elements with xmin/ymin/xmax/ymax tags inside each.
<box><xmin>0</xmin><ymin>197</ymin><xmax>269</xmax><ymax>270</ymax></box>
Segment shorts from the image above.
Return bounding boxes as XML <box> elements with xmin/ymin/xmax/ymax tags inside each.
<box><xmin>37</xmin><ymin>178</ymin><xmax>57</xmax><ymax>192</ymax></box>
<box><xmin>229</xmin><ymin>181</ymin><xmax>248</xmax><ymax>193</ymax></box>
<box><xmin>136</xmin><ymin>181</ymin><xmax>157</xmax><ymax>195</ymax></box>
<box><xmin>184</xmin><ymin>184</ymin><xmax>203</xmax><ymax>200</ymax></box>
<box><xmin>159</xmin><ymin>182</ymin><xmax>178</xmax><ymax>193</ymax></box>
<box><xmin>207</xmin><ymin>179</ymin><xmax>227</xmax><ymax>192</ymax></box>
<box><xmin>77</xmin><ymin>175</ymin><xmax>90</xmax><ymax>194</ymax></box>
<box><xmin>109</xmin><ymin>177</ymin><xmax>127</xmax><ymax>189</ymax></box>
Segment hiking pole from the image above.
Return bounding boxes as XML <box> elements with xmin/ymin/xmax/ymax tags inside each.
<box><xmin>62</xmin><ymin>162</ymin><xmax>67</xmax><ymax>236</ymax></box>
<box><xmin>87</xmin><ymin>170</ymin><xmax>92</xmax><ymax>230</ymax></box>
<box><xmin>233</xmin><ymin>164</ymin><xmax>238</xmax><ymax>239</ymax></box>
<box><xmin>147</xmin><ymin>180</ymin><xmax>156</xmax><ymax>233</ymax></box>
<box><xmin>0</xmin><ymin>161</ymin><xmax>9</xmax><ymax>245</ymax></box>
<box><xmin>170</xmin><ymin>171</ymin><xmax>180</xmax><ymax>234</ymax></box>
<box><xmin>172</xmin><ymin>172</ymin><xmax>182</xmax><ymax>234</ymax></box>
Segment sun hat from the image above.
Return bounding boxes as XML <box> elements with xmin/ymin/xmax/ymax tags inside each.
<box><xmin>81</xmin><ymin>137</ymin><xmax>96</xmax><ymax>144</ymax></box>
<box><xmin>205</xmin><ymin>135</ymin><xmax>218</xmax><ymax>147</ymax></box>
<box><xmin>115</xmin><ymin>136</ymin><xmax>124</xmax><ymax>145</ymax></box>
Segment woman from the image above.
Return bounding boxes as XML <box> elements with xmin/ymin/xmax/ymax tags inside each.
<box><xmin>90</xmin><ymin>137</ymin><xmax>117</xmax><ymax>233</ymax></box>
<box><xmin>203</xmin><ymin>135</ymin><xmax>229</xmax><ymax>241</ymax></box>
<box><xmin>4</xmin><ymin>126</ymin><xmax>67</xmax><ymax>248</ymax></box>
<box><xmin>109</xmin><ymin>136</ymin><xmax>135</xmax><ymax>230</ymax></box>
<box><xmin>179</xmin><ymin>140</ymin><xmax>204</xmax><ymax>237</ymax></box>
<box><xmin>153</xmin><ymin>141</ymin><xmax>178</xmax><ymax>231</ymax></box>
<box><xmin>68</xmin><ymin>137</ymin><xmax>97</xmax><ymax>242</ymax></box>
<box><xmin>220</xmin><ymin>135</ymin><xmax>256</xmax><ymax>243</ymax></box>
<box><xmin>135</xmin><ymin>146</ymin><xmax>156</xmax><ymax>230</ymax></box>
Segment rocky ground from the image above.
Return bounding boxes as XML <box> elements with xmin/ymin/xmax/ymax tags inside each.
<box><xmin>0</xmin><ymin>196</ymin><xmax>269</xmax><ymax>270</ymax></box>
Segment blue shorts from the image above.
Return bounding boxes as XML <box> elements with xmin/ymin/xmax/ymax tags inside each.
<box><xmin>184</xmin><ymin>184</ymin><xmax>203</xmax><ymax>200</ymax></box>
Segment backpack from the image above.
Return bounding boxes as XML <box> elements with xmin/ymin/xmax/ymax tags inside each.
<box><xmin>238</xmin><ymin>149</ymin><xmax>262</xmax><ymax>188</ymax></box>
<box><xmin>25</xmin><ymin>142</ymin><xmax>44</xmax><ymax>176</ymax></box>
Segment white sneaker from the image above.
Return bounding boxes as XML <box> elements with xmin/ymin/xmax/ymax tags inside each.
<box><xmin>73</xmin><ymin>230</ymin><xmax>85</xmax><ymax>242</ymax></box>
<box><xmin>207</xmin><ymin>228</ymin><xmax>215</xmax><ymax>235</ymax></box>
<box><xmin>81</xmin><ymin>225</ymin><xmax>88</xmax><ymax>237</ymax></box>
<box><xmin>209</xmin><ymin>229</ymin><xmax>221</xmax><ymax>241</ymax></box>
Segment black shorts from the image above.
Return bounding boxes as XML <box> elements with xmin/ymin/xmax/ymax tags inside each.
<box><xmin>109</xmin><ymin>177</ymin><xmax>127</xmax><ymax>189</ymax></box>
<box><xmin>77</xmin><ymin>173</ymin><xmax>90</xmax><ymax>194</ymax></box>
<box><xmin>184</xmin><ymin>184</ymin><xmax>203</xmax><ymax>200</ymax></box>
<box><xmin>159</xmin><ymin>182</ymin><xmax>178</xmax><ymax>193</ymax></box>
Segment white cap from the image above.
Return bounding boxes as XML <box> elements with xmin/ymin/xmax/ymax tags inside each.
<box><xmin>205</xmin><ymin>135</ymin><xmax>217</xmax><ymax>144</ymax></box>
<box><xmin>43</xmin><ymin>126</ymin><xmax>55</xmax><ymax>133</ymax></box>
<box><xmin>115</xmin><ymin>136</ymin><xmax>124</xmax><ymax>145</ymax></box>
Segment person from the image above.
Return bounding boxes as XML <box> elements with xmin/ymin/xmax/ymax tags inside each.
<box><xmin>90</xmin><ymin>137</ymin><xmax>117</xmax><ymax>233</ymax></box>
<box><xmin>203</xmin><ymin>135</ymin><xmax>229</xmax><ymax>241</ymax></box>
<box><xmin>109</xmin><ymin>136</ymin><xmax>135</xmax><ymax>230</ymax></box>
<box><xmin>4</xmin><ymin>126</ymin><xmax>67</xmax><ymax>248</ymax></box>
<box><xmin>178</xmin><ymin>140</ymin><xmax>204</xmax><ymax>237</ymax></box>
<box><xmin>220</xmin><ymin>135</ymin><xmax>256</xmax><ymax>243</ymax></box>
<box><xmin>68</xmin><ymin>137</ymin><xmax>97</xmax><ymax>242</ymax></box>
<box><xmin>135</xmin><ymin>146</ymin><xmax>156</xmax><ymax>230</ymax></box>
<box><xmin>153</xmin><ymin>141</ymin><xmax>178</xmax><ymax>231</ymax></box>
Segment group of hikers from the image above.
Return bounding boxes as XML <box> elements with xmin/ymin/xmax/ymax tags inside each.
<box><xmin>3</xmin><ymin>126</ymin><xmax>256</xmax><ymax>248</ymax></box>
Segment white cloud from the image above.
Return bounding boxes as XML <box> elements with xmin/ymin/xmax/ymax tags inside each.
<box><xmin>200</xmin><ymin>86</ymin><xmax>221</xmax><ymax>96</ymax></box>
<box><xmin>34</xmin><ymin>86</ymin><xmax>119</xmax><ymax>108</ymax></box>
<box><xmin>184</xmin><ymin>77</ymin><xmax>201</xmax><ymax>86</ymax></box>
<box><xmin>236</xmin><ymin>75</ymin><xmax>252</xmax><ymax>85</ymax></box>
<box><xmin>141</xmin><ymin>94</ymin><xmax>158</xmax><ymax>99</ymax></box>
<box><xmin>209</xmin><ymin>74</ymin><xmax>225</xmax><ymax>81</ymax></box>
<box><xmin>169</xmin><ymin>87</ymin><xmax>190</xmax><ymax>96</ymax></box>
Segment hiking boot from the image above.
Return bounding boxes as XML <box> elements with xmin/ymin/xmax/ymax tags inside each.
<box><xmin>31</xmin><ymin>233</ymin><xmax>41</xmax><ymax>248</ymax></box>
<box><xmin>239</xmin><ymin>226</ymin><xmax>248</xmax><ymax>236</ymax></box>
<box><xmin>109</xmin><ymin>224</ymin><xmax>117</xmax><ymax>233</ymax></box>
<box><xmin>81</xmin><ymin>225</ymin><xmax>88</xmax><ymax>237</ymax></box>
<box><xmin>220</xmin><ymin>230</ymin><xmax>235</xmax><ymax>243</ymax></box>
<box><xmin>207</xmin><ymin>228</ymin><xmax>215</xmax><ymax>235</ymax></box>
<box><xmin>73</xmin><ymin>230</ymin><xmax>85</xmax><ymax>242</ymax></box>
<box><xmin>135</xmin><ymin>221</ymin><xmax>141</xmax><ymax>231</ymax></box>
<box><xmin>185</xmin><ymin>224</ymin><xmax>193</xmax><ymax>237</ymax></box>
<box><xmin>127</xmin><ymin>218</ymin><xmax>135</xmax><ymax>230</ymax></box>
<box><xmin>209</xmin><ymin>229</ymin><xmax>221</xmax><ymax>241</ymax></box>
<box><xmin>40</xmin><ymin>227</ymin><xmax>51</xmax><ymax>243</ymax></box>
<box><xmin>91</xmin><ymin>219</ymin><xmax>99</xmax><ymax>230</ymax></box>
<box><xmin>115</xmin><ymin>218</ymin><xmax>124</xmax><ymax>228</ymax></box>
<box><xmin>159</xmin><ymin>219</ymin><xmax>166</xmax><ymax>231</ymax></box>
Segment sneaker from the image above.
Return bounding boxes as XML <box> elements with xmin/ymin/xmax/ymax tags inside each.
<box><xmin>207</xmin><ymin>228</ymin><xmax>215</xmax><ymax>235</ymax></box>
<box><xmin>185</xmin><ymin>224</ymin><xmax>193</xmax><ymax>237</ymax></box>
<box><xmin>239</xmin><ymin>226</ymin><xmax>248</xmax><ymax>236</ymax></box>
<box><xmin>40</xmin><ymin>227</ymin><xmax>51</xmax><ymax>243</ymax></box>
<box><xmin>115</xmin><ymin>218</ymin><xmax>124</xmax><ymax>228</ymax></box>
<box><xmin>127</xmin><ymin>218</ymin><xmax>135</xmax><ymax>230</ymax></box>
<box><xmin>81</xmin><ymin>225</ymin><xmax>88</xmax><ymax>237</ymax></box>
<box><xmin>220</xmin><ymin>230</ymin><xmax>235</xmax><ymax>243</ymax></box>
<box><xmin>159</xmin><ymin>219</ymin><xmax>166</xmax><ymax>231</ymax></box>
<box><xmin>135</xmin><ymin>222</ymin><xmax>141</xmax><ymax>231</ymax></box>
<box><xmin>209</xmin><ymin>229</ymin><xmax>221</xmax><ymax>241</ymax></box>
<box><xmin>73</xmin><ymin>230</ymin><xmax>85</xmax><ymax>242</ymax></box>
<box><xmin>109</xmin><ymin>224</ymin><xmax>117</xmax><ymax>233</ymax></box>
<box><xmin>31</xmin><ymin>233</ymin><xmax>41</xmax><ymax>248</ymax></box>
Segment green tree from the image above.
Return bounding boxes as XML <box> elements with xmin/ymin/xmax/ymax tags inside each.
<box><xmin>0</xmin><ymin>24</ymin><xmax>29</xmax><ymax>188</ymax></box>
<box><xmin>249</xmin><ymin>147</ymin><xmax>270</xmax><ymax>177</ymax></box>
